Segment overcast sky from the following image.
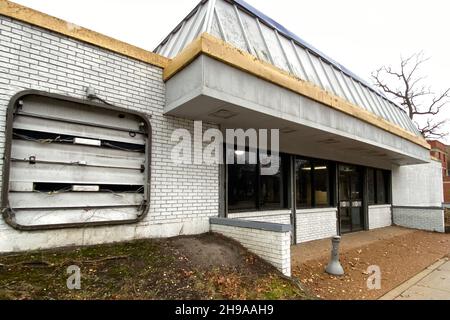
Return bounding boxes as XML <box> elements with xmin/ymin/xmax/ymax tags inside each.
<box><xmin>13</xmin><ymin>0</ymin><xmax>450</xmax><ymax>142</ymax></box>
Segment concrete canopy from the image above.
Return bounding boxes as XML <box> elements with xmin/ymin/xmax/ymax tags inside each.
<box><xmin>165</xmin><ymin>55</ymin><xmax>430</xmax><ymax>169</ymax></box>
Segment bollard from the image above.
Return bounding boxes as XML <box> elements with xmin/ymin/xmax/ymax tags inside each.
<box><xmin>325</xmin><ymin>236</ymin><xmax>345</xmax><ymax>276</ymax></box>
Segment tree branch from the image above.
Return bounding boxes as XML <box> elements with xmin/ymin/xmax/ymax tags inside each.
<box><xmin>372</xmin><ymin>52</ymin><xmax>449</xmax><ymax>139</ymax></box>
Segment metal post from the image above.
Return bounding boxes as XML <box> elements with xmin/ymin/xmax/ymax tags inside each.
<box><xmin>325</xmin><ymin>236</ymin><xmax>345</xmax><ymax>276</ymax></box>
<box><xmin>290</xmin><ymin>155</ymin><xmax>297</xmax><ymax>244</ymax></box>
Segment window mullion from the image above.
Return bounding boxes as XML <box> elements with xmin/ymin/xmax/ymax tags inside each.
<box><xmin>256</xmin><ymin>150</ymin><xmax>261</xmax><ymax>210</ymax></box>
<box><xmin>311</xmin><ymin>161</ymin><xmax>316</xmax><ymax>208</ymax></box>
<box><xmin>374</xmin><ymin>170</ymin><xmax>378</xmax><ymax>205</ymax></box>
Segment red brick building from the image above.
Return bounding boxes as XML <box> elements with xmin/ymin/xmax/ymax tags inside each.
<box><xmin>428</xmin><ymin>140</ymin><xmax>450</xmax><ymax>203</ymax></box>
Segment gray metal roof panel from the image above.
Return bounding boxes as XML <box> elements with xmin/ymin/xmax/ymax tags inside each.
<box><xmin>155</xmin><ymin>0</ymin><xmax>422</xmax><ymax>138</ymax></box>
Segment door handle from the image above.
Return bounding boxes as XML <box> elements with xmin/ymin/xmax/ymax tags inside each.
<box><xmin>340</xmin><ymin>201</ymin><xmax>351</xmax><ymax>208</ymax></box>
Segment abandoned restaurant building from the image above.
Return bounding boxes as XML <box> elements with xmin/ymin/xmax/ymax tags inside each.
<box><xmin>0</xmin><ymin>0</ymin><xmax>445</xmax><ymax>275</ymax></box>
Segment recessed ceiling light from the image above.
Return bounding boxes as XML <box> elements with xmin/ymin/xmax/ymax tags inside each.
<box><xmin>209</xmin><ymin>109</ymin><xmax>238</xmax><ymax>119</ymax></box>
<box><xmin>318</xmin><ymin>138</ymin><xmax>340</xmax><ymax>144</ymax></box>
<box><xmin>346</xmin><ymin>147</ymin><xmax>366</xmax><ymax>152</ymax></box>
<box><xmin>280</xmin><ymin>127</ymin><xmax>297</xmax><ymax>134</ymax></box>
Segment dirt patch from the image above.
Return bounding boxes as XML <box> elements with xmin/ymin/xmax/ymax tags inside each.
<box><xmin>169</xmin><ymin>234</ymin><xmax>245</xmax><ymax>269</ymax></box>
<box><xmin>293</xmin><ymin>230</ymin><xmax>450</xmax><ymax>300</ymax></box>
<box><xmin>0</xmin><ymin>233</ymin><xmax>308</xmax><ymax>300</ymax></box>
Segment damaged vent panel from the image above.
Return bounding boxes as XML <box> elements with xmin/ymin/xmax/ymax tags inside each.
<box><xmin>2</xmin><ymin>91</ymin><xmax>151</xmax><ymax>230</ymax></box>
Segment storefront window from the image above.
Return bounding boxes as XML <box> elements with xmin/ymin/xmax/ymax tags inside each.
<box><xmin>228</xmin><ymin>149</ymin><xmax>288</xmax><ymax>212</ymax></box>
<box><xmin>296</xmin><ymin>159</ymin><xmax>312</xmax><ymax>208</ymax></box>
<box><xmin>367</xmin><ymin>168</ymin><xmax>375</xmax><ymax>205</ymax></box>
<box><xmin>228</xmin><ymin>150</ymin><xmax>391</xmax><ymax>213</ymax></box>
<box><xmin>368</xmin><ymin>168</ymin><xmax>391</xmax><ymax>205</ymax></box>
<box><xmin>376</xmin><ymin>170</ymin><xmax>388</xmax><ymax>204</ymax></box>
<box><xmin>227</xmin><ymin>150</ymin><xmax>258</xmax><ymax>212</ymax></box>
<box><xmin>314</xmin><ymin>162</ymin><xmax>330</xmax><ymax>207</ymax></box>
<box><xmin>296</xmin><ymin>158</ymin><xmax>331</xmax><ymax>208</ymax></box>
<box><xmin>260</xmin><ymin>155</ymin><xmax>282</xmax><ymax>210</ymax></box>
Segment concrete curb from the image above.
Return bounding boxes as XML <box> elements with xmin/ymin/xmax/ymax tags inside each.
<box><xmin>379</xmin><ymin>258</ymin><xmax>449</xmax><ymax>300</ymax></box>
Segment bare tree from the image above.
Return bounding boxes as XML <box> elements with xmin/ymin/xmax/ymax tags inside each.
<box><xmin>372</xmin><ymin>52</ymin><xmax>449</xmax><ymax>139</ymax></box>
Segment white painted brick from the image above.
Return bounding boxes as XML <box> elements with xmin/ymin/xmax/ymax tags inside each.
<box><xmin>296</xmin><ymin>208</ymin><xmax>338</xmax><ymax>243</ymax></box>
<box><xmin>368</xmin><ymin>205</ymin><xmax>392</xmax><ymax>230</ymax></box>
<box><xmin>393</xmin><ymin>207</ymin><xmax>444</xmax><ymax>233</ymax></box>
<box><xmin>210</xmin><ymin>222</ymin><xmax>291</xmax><ymax>276</ymax></box>
<box><xmin>0</xmin><ymin>16</ymin><xmax>220</xmax><ymax>253</ymax></box>
<box><xmin>228</xmin><ymin>210</ymin><xmax>291</xmax><ymax>225</ymax></box>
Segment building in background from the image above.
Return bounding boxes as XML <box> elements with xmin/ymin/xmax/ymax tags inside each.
<box><xmin>428</xmin><ymin>140</ymin><xmax>450</xmax><ymax>204</ymax></box>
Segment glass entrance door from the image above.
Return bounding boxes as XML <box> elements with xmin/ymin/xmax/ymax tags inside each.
<box><xmin>338</xmin><ymin>165</ymin><xmax>364</xmax><ymax>234</ymax></box>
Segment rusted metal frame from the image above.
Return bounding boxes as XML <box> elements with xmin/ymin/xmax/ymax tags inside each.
<box><xmin>2</xmin><ymin>90</ymin><xmax>152</xmax><ymax>231</ymax></box>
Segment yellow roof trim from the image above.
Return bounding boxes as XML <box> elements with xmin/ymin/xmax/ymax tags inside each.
<box><xmin>164</xmin><ymin>33</ymin><xmax>430</xmax><ymax>150</ymax></box>
<box><xmin>0</xmin><ymin>0</ymin><xmax>169</xmax><ymax>68</ymax></box>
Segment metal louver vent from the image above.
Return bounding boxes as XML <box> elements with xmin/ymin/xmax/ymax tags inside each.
<box><xmin>1</xmin><ymin>91</ymin><xmax>151</xmax><ymax>231</ymax></box>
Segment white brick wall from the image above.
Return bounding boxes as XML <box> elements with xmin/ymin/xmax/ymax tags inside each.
<box><xmin>210</xmin><ymin>221</ymin><xmax>291</xmax><ymax>276</ymax></box>
<box><xmin>368</xmin><ymin>205</ymin><xmax>392</xmax><ymax>230</ymax></box>
<box><xmin>391</xmin><ymin>160</ymin><xmax>444</xmax><ymax>233</ymax></box>
<box><xmin>393</xmin><ymin>207</ymin><xmax>445</xmax><ymax>233</ymax></box>
<box><xmin>392</xmin><ymin>161</ymin><xmax>443</xmax><ymax>207</ymax></box>
<box><xmin>228</xmin><ymin>210</ymin><xmax>291</xmax><ymax>225</ymax></box>
<box><xmin>0</xmin><ymin>16</ymin><xmax>220</xmax><ymax>252</ymax></box>
<box><xmin>296</xmin><ymin>208</ymin><xmax>337</xmax><ymax>243</ymax></box>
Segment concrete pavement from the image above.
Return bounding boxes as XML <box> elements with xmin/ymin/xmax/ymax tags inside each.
<box><xmin>380</xmin><ymin>258</ymin><xmax>450</xmax><ymax>300</ymax></box>
<box><xmin>291</xmin><ymin>226</ymin><xmax>414</xmax><ymax>265</ymax></box>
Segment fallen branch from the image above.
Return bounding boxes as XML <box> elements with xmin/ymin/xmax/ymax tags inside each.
<box><xmin>281</xmin><ymin>273</ymin><xmax>317</xmax><ymax>300</ymax></box>
<box><xmin>84</xmin><ymin>255</ymin><xmax>130</xmax><ymax>264</ymax></box>
<box><xmin>67</xmin><ymin>255</ymin><xmax>130</xmax><ymax>266</ymax></box>
<box><xmin>0</xmin><ymin>255</ymin><xmax>130</xmax><ymax>269</ymax></box>
<box><xmin>0</xmin><ymin>261</ymin><xmax>52</xmax><ymax>268</ymax></box>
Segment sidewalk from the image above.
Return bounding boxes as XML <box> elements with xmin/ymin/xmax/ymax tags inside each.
<box><xmin>291</xmin><ymin>226</ymin><xmax>414</xmax><ymax>265</ymax></box>
<box><xmin>292</xmin><ymin>228</ymin><xmax>450</xmax><ymax>300</ymax></box>
<box><xmin>380</xmin><ymin>258</ymin><xmax>450</xmax><ymax>300</ymax></box>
